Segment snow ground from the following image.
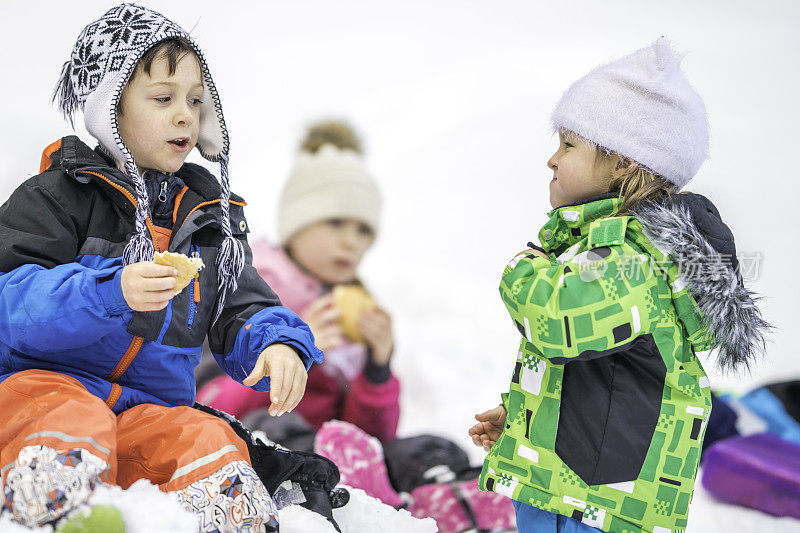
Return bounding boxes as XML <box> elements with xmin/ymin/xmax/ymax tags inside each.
<box><xmin>1</xmin><ymin>1</ymin><xmax>799</xmax><ymax>531</ymax></box>
<box><xmin>2</xmin><ymin>472</ymin><xmax>797</xmax><ymax>532</ymax></box>
<box><xmin>686</xmin><ymin>474</ymin><xmax>800</xmax><ymax>533</ymax></box>
<box><xmin>0</xmin><ymin>482</ymin><xmax>435</xmax><ymax>533</ymax></box>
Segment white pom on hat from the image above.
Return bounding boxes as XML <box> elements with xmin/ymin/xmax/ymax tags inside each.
<box><xmin>551</xmin><ymin>38</ymin><xmax>710</xmax><ymax>190</ymax></box>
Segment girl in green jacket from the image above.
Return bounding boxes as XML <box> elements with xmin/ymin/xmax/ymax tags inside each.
<box><xmin>470</xmin><ymin>39</ymin><xmax>772</xmax><ymax>533</ymax></box>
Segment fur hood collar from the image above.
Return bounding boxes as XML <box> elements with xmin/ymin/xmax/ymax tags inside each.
<box><xmin>631</xmin><ymin>192</ymin><xmax>773</xmax><ymax>371</ymax></box>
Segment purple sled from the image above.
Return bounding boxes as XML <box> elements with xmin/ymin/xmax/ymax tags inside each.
<box><xmin>702</xmin><ymin>433</ymin><xmax>800</xmax><ymax>519</ymax></box>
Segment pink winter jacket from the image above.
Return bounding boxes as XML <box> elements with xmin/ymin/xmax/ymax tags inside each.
<box><xmin>196</xmin><ymin>238</ymin><xmax>400</xmax><ymax>443</ymax></box>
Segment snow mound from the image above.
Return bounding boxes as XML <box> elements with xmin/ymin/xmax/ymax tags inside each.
<box><xmin>0</xmin><ymin>516</ymin><xmax>51</xmax><ymax>532</ymax></box>
<box><xmin>333</xmin><ymin>486</ymin><xmax>437</xmax><ymax>533</ymax></box>
<box><xmin>278</xmin><ymin>504</ymin><xmax>338</xmax><ymax>533</ymax></box>
<box><xmin>88</xmin><ymin>480</ymin><xmax>197</xmax><ymax>532</ymax></box>
<box><xmin>0</xmin><ymin>482</ymin><xmax>437</xmax><ymax>533</ymax></box>
<box><xmin>280</xmin><ymin>485</ymin><xmax>437</xmax><ymax>533</ymax></box>
<box><xmin>0</xmin><ymin>480</ymin><xmax>195</xmax><ymax>533</ymax></box>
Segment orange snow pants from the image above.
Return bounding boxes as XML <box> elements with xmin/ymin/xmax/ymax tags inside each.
<box><xmin>0</xmin><ymin>369</ymin><xmax>251</xmax><ymax>491</ymax></box>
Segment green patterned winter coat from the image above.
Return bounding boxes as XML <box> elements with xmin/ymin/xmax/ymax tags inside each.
<box><xmin>479</xmin><ymin>192</ymin><xmax>771</xmax><ymax>533</ymax></box>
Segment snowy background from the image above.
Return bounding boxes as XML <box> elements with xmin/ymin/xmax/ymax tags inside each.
<box><xmin>2</xmin><ymin>1</ymin><xmax>799</xmax><ymax>531</ymax></box>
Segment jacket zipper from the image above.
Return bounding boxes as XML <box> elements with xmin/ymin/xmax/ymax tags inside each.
<box><xmin>187</xmin><ymin>245</ymin><xmax>201</xmax><ymax>328</ymax></box>
<box><xmin>77</xmin><ymin>171</ymin><xmax>229</xmax><ymax>385</ymax></box>
<box><xmin>108</xmin><ymin>336</ymin><xmax>144</xmax><ymax>382</ymax></box>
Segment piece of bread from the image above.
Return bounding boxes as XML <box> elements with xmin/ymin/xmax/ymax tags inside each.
<box><xmin>153</xmin><ymin>251</ymin><xmax>204</xmax><ymax>295</ymax></box>
<box><xmin>332</xmin><ymin>284</ymin><xmax>375</xmax><ymax>344</ymax></box>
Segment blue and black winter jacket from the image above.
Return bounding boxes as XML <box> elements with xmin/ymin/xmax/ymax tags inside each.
<box><xmin>0</xmin><ymin>136</ymin><xmax>324</xmax><ymax>413</ymax></box>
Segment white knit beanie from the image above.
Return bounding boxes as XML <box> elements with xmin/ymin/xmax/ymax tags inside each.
<box><xmin>278</xmin><ymin>123</ymin><xmax>381</xmax><ymax>244</ymax></box>
<box><xmin>551</xmin><ymin>38</ymin><xmax>710</xmax><ymax>190</ymax></box>
<box><xmin>54</xmin><ymin>3</ymin><xmax>243</xmax><ymax>324</ymax></box>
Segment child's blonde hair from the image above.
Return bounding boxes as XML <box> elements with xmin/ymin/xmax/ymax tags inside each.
<box><xmin>603</xmin><ymin>162</ymin><xmax>679</xmax><ymax>216</ymax></box>
<box><xmin>566</xmin><ymin>130</ymin><xmax>681</xmax><ymax>215</ymax></box>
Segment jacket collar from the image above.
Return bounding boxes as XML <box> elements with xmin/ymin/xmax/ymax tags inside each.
<box><xmin>538</xmin><ymin>192</ymin><xmax>624</xmax><ymax>253</ymax></box>
<box><xmin>41</xmin><ymin>136</ymin><xmax>244</xmax><ymax>216</ymax></box>
<box><xmin>631</xmin><ymin>193</ymin><xmax>773</xmax><ymax>371</ymax></box>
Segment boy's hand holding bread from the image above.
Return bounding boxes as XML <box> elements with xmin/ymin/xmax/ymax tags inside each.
<box><xmin>121</xmin><ymin>252</ymin><xmax>204</xmax><ymax>312</ymax></box>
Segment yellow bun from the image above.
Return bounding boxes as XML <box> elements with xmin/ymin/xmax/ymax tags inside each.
<box><xmin>332</xmin><ymin>284</ymin><xmax>375</xmax><ymax>343</ymax></box>
<box><xmin>153</xmin><ymin>251</ymin><xmax>204</xmax><ymax>295</ymax></box>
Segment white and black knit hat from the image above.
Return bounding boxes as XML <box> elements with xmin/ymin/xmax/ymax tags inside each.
<box><xmin>54</xmin><ymin>3</ymin><xmax>242</xmax><ymax>322</ymax></box>
<box><xmin>551</xmin><ymin>38</ymin><xmax>710</xmax><ymax>190</ymax></box>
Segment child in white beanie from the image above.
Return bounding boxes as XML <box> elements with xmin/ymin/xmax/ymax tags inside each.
<box><xmin>197</xmin><ymin>120</ymin><xmax>400</xmax><ymax>449</ymax></box>
<box><xmin>470</xmin><ymin>39</ymin><xmax>772</xmax><ymax>533</ymax></box>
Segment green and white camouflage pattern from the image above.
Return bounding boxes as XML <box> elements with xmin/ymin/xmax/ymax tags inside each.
<box><xmin>480</xmin><ymin>195</ymin><xmax>716</xmax><ymax>533</ymax></box>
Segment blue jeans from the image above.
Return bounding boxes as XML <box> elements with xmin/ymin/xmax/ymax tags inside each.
<box><xmin>513</xmin><ymin>500</ymin><xmax>602</xmax><ymax>533</ymax></box>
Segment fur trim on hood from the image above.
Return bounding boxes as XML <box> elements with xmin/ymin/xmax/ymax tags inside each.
<box><xmin>631</xmin><ymin>193</ymin><xmax>774</xmax><ymax>372</ymax></box>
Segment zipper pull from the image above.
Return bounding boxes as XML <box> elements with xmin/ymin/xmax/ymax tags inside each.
<box><xmin>190</xmin><ymin>248</ymin><xmax>204</xmax><ymax>271</ymax></box>
<box><xmin>192</xmin><ymin>247</ymin><xmax>201</xmax><ymax>302</ymax></box>
<box><xmin>158</xmin><ymin>180</ymin><xmax>168</xmax><ymax>202</ymax></box>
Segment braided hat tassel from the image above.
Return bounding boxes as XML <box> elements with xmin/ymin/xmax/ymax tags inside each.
<box><xmin>212</xmin><ymin>152</ymin><xmax>245</xmax><ymax>326</ymax></box>
<box><xmin>121</xmin><ymin>157</ymin><xmax>155</xmax><ymax>265</ymax></box>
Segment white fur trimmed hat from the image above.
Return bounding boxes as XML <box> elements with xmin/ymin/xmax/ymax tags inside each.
<box><xmin>278</xmin><ymin>122</ymin><xmax>381</xmax><ymax>244</ymax></box>
<box><xmin>551</xmin><ymin>38</ymin><xmax>710</xmax><ymax>190</ymax></box>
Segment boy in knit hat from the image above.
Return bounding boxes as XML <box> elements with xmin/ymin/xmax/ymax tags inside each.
<box><xmin>0</xmin><ymin>4</ymin><xmax>322</xmax><ymax>531</ymax></box>
<box><xmin>470</xmin><ymin>39</ymin><xmax>771</xmax><ymax>532</ymax></box>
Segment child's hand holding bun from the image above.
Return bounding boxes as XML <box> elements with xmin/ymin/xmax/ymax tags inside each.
<box><xmin>304</xmin><ymin>287</ymin><xmax>394</xmax><ymax>365</ymax></box>
<box><xmin>120</xmin><ymin>262</ymin><xmax>178</xmax><ymax>312</ymax></box>
<box><xmin>121</xmin><ymin>252</ymin><xmax>204</xmax><ymax>313</ymax></box>
<box><xmin>358</xmin><ymin>305</ymin><xmax>394</xmax><ymax>366</ymax></box>
<box><xmin>332</xmin><ymin>285</ymin><xmax>394</xmax><ymax>366</ymax></box>
<box><xmin>153</xmin><ymin>251</ymin><xmax>204</xmax><ymax>294</ymax></box>
<box><xmin>332</xmin><ymin>285</ymin><xmax>374</xmax><ymax>343</ymax></box>
<box><xmin>302</xmin><ymin>294</ymin><xmax>345</xmax><ymax>353</ymax></box>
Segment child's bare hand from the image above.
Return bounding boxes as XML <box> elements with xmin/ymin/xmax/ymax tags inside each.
<box><xmin>243</xmin><ymin>343</ymin><xmax>308</xmax><ymax>417</ymax></box>
<box><xmin>514</xmin><ymin>248</ymin><xmax>549</xmax><ymax>261</ymax></box>
<box><xmin>469</xmin><ymin>405</ymin><xmax>507</xmax><ymax>451</ymax></box>
<box><xmin>358</xmin><ymin>306</ymin><xmax>394</xmax><ymax>366</ymax></box>
<box><xmin>302</xmin><ymin>294</ymin><xmax>345</xmax><ymax>353</ymax></box>
<box><xmin>120</xmin><ymin>262</ymin><xmax>178</xmax><ymax>312</ymax></box>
